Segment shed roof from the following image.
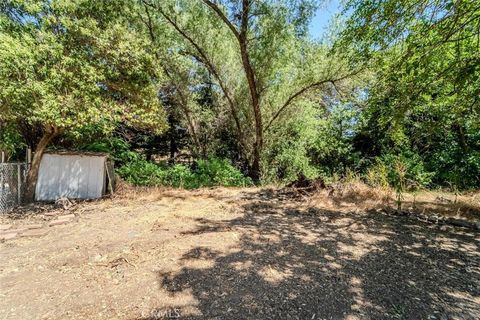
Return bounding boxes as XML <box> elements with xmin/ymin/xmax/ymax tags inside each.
<box><xmin>44</xmin><ymin>150</ymin><xmax>109</xmax><ymax>157</ymax></box>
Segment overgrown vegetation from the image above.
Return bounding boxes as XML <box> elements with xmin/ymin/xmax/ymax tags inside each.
<box><xmin>117</xmin><ymin>157</ymin><xmax>252</xmax><ymax>189</ymax></box>
<box><xmin>1</xmin><ymin>0</ymin><xmax>478</xmax><ymax>192</ymax></box>
<box><xmin>81</xmin><ymin>138</ymin><xmax>252</xmax><ymax>188</ymax></box>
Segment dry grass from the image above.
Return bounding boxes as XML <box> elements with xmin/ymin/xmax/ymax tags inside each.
<box><xmin>301</xmin><ymin>181</ymin><xmax>390</xmax><ymax>214</ymax></box>
<box><xmin>402</xmin><ymin>189</ymin><xmax>480</xmax><ymax>220</ymax></box>
<box><xmin>305</xmin><ymin>181</ymin><xmax>480</xmax><ymax>221</ymax></box>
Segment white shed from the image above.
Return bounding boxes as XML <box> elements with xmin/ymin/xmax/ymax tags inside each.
<box><xmin>35</xmin><ymin>152</ymin><xmax>114</xmax><ymax>201</ymax></box>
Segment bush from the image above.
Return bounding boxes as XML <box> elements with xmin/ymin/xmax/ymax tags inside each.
<box><xmin>365</xmin><ymin>151</ymin><xmax>433</xmax><ymax>201</ymax></box>
<box><xmin>193</xmin><ymin>157</ymin><xmax>253</xmax><ymax>188</ymax></box>
<box><xmin>364</xmin><ymin>151</ymin><xmax>433</xmax><ymax>209</ymax></box>
<box><xmin>116</xmin><ymin>159</ymin><xmax>164</xmax><ymax>186</ymax></box>
<box><xmin>427</xmin><ymin>148</ymin><xmax>480</xmax><ymax>190</ymax></box>
<box><xmin>117</xmin><ymin>157</ymin><xmax>252</xmax><ymax>189</ymax></box>
<box><xmin>161</xmin><ymin>164</ymin><xmax>196</xmax><ymax>188</ymax></box>
<box><xmin>365</xmin><ymin>162</ymin><xmax>390</xmax><ymax>189</ymax></box>
<box><xmin>80</xmin><ymin>138</ymin><xmax>140</xmax><ymax>165</ymax></box>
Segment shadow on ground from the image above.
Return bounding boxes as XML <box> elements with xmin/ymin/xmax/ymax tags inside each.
<box><xmin>137</xmin><ymin>189</ymin><xmax>480</xmax><ymax>320</ymax></box>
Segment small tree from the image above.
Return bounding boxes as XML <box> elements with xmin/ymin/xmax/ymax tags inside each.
<box><xmin>0</xmin><ymin>1</ymin><xmax>168</xmax><ymax>201</ymax></box>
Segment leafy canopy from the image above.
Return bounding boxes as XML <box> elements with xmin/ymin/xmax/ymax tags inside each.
<box><xmin>0</xmin><ymin>0</ymin><xmax>168</xmax><ymax>136</ymax></box>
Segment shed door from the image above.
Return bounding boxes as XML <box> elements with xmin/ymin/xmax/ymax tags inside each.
<box><xmin>35</xmin><ymin>154</ymin><xmax>105</xmax><ymax>201</ymax></box>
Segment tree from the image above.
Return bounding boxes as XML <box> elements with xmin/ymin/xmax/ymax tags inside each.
<box><xmin>143</xmin><ymin>0</ymin><xmax>356</xmax><ymax>181</ymax></box>
<box><xmin>0</xmin><ymin>0</ymin><xmax>168</xmax><ymax>201</ymax></box>
<box><xmin>339</xmin><ymin>0</ymin><xmax>480</xmax><ymax>188</ymax></box>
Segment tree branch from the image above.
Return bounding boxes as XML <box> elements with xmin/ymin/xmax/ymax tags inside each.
<box><xmin>265</xmin><ymin>72</ymin><xmax>359</xmax><ymax>132</ymax></box>
<box><xmin>201</xmin><ymin>0</ymin><xmax>240</xmax><ymax>41</ymax></box>
<box><xmin>143</xmin><ymin>0</ymin><xmax>246</xmax><ymax>150</ymax></box>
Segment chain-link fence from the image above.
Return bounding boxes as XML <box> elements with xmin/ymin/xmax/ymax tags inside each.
<box><xmin>0</xmin><ymin>163</ymin><xmax>28</xmax><ymax>213</ymax></box>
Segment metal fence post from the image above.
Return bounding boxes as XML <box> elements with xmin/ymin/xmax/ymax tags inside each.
<box><xmin>0</xmin><ymin>165</ymin><xmax>3</xmax><ymax>199</ymax></box>
<box><xmin>17</xmin><ymin>164</ymin><xmax>22</xmax><ymax>204</ymax></box>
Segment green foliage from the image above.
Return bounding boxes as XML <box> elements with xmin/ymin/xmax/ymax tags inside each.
<box><xmin>311</xmin><ymin>103</ymin><xmax>362</xmax><ymax>175</ymax></box>
<box><xmin>0</xmin><ymin>122</ymin><xmax>24</xmax><ymax>158</ymax></box>
<box><xmin>116</xmin><ymin>159</ymin><xmax>166</xmax><ymax>186</ymax></box>
<box><xmin>263</xmin><ymin>100</ymin><xmax>320</xmax><ymax>183</ymax></box>
<box><xmin>364</xmin><ymin>151</ymin><xmax>434</xmax><ymax>209</ymax></box>
<box><xmin>376</xmin><ymin>151</ymin><xmax>433</xmax><ymax>192</ymax></box>
<box><xmin>117</xmin><ymin>157</ymin><xmax>252</xmax><ymax>189</ymax></box>
<box><xmin>262</xmin><ymin>99</ymin><xmax>362</xmax><ymax>184</ymax></box>
<box><xmin>423</xmin><ymin>122</ymin><xmax>480</xmax><ymax>189</ymax></box>
<box><xmin>161</xmin><ymin>164</ymin><xmax>197</xmax><ymax>188</ymax></box>
<box><xmin>147</xmin><ymin>0</ymin><xmax>353</xmax><ymax>180</ymax></box>
<box><xmin>80</xmin><ymin>138</ymin><xmax>140</xmax><ymax>165</ymax></box>
<box><xmin>82</xmin><ymin>138</ymin><xmax>252</xmax><ymax>188</ymax></box>
<box><xmin>338</xmin><ymin>0</ymin><xmax>480</xmax><ymax>190</ymax></box>
<box><xmin>365</xmin><ymin>162</ymin><xmax>389</xmax><ymax>189</ymax></box>
<box><xmin>194</xmin><ymin>157</ymin><xmax>253</xmax><ymax>188</ymax></box>
<box><xmin>0</xmin><ymin>0</ymin><xmax>168</xmax><ymax>137</ymax></box>
<box><xmin>1</xmin><ymin>0</ymin><xmax>478</xmax><ymax>193</ymax></box>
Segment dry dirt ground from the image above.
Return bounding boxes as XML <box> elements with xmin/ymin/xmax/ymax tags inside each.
<box><xmin>1</xmin><ymin>187</ymin><xmax>479</xmax><ymax>320</ymax></box>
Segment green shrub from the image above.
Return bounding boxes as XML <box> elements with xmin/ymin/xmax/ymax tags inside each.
<box><xmin>365</xmin><ymin>162</ymin><xmax>390</xmax><ymax>189</ymax></box>
<box><xmin>364</xmin><ymin>151</ymin><xmax>433</xmax><ymax>210</ymax></box>
<box><xmin>117</xmin><ymin>157</ymin><xmax>252</xmax><ymax>189</ymax></box>
<box><xmin>427</xmin><ymin>148</ymin><xmax>480</xmax><ymax>190</ymax></box>
<box><xmin>116</xmin><ymin>159</ymin><xmax>164</xmax><ymax>186</ymax></box>
<box><xmin>162</xmin><ymin>164</ymin><xmax>195</xmax><ymax>188</ymax></box>
<box><xmin>378</xmin><ymin>151</ymin><xmax>434</xmax><ymax>191</ymax></box>
<box><xmin>194</xmin><ymin>157</ymin><xmax>253</xmax><ymax>188</ymax></box>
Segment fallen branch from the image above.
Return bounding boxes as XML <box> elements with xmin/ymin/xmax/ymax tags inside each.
<box><xmin>381</xmin><ymin>208</ymin><xmax>480</xmax><ymax>231</ymax></box>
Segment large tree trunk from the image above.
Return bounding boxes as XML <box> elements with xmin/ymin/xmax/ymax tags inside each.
<box><xmin>250</xmin><ymin>143</ymin><xmax>262</xmax><ymax>182</ymax></box>
<box><xmin>24</xmin><ymin>125</ymin><xmax>60</xmax><ymax>202</ymax></box>
<box><xmin>238</xmin><ymin>0</ymin><xmax>263</xmax><ymax>182</ymax></box>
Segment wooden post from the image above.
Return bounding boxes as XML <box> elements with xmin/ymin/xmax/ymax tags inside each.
<box><xmin>0</xmin><ymin>153</ymin><xmax>4</xmax><ymax>197</ymax></box>
<box><xmin>17</xmin><ymin>164</ymin><xmax>22</xmax><ymax>204</ymax></box>
<box><xmin>27</xmin><ymin>148</ymin><xmax>32</xmax><ymax>166</ymax></box>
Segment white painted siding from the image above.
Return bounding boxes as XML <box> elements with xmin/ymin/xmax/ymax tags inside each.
<box><xmin>35</xmin><ymin>154</ymin><xmax>106</xmax><ymax>201</ymax></box>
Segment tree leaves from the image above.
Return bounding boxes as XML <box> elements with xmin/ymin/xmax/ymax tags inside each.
<box><xmin>0</xmin><ymin>0</ymin><xmax>168</xmax><ymax>136</ymax></box>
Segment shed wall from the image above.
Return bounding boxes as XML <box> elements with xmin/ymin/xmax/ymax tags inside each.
<box><xmin>35</xmin><ymin>154</ymin><xmax>106</xmax><ymax>201</ymax></box>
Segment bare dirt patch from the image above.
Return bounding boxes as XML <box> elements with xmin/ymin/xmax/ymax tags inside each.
<box><xmin>1</xmin><ymin>187</ymin><xmax>479</xmax><ymax>319</ymax></box>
